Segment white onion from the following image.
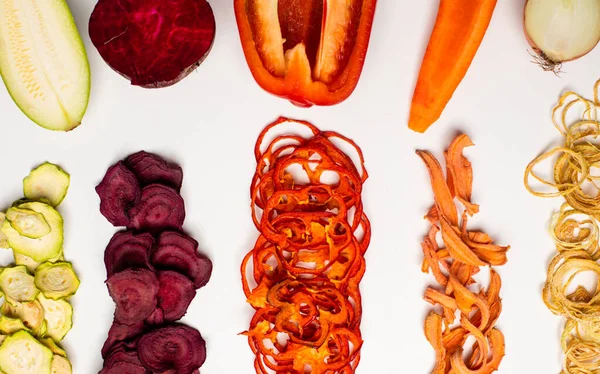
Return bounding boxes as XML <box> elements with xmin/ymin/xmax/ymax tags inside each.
<box><xmin>524</xmin><ymin>0</ymin><xmax>600</xmax><ymax>72</ymax></box>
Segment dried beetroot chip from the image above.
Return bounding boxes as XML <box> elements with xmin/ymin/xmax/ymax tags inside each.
<box><xmin>107</xmin><ymin>269</ymin><xmax>159</xmax><ymax>325</ymax></box>
<box><xmin>157</xmin><ymin>231</ymin><xmax>198</xmax><ymax>254</ymax></box>
<box><xmin>100</xmin><ymin>361</ymin><xmax>147</xmax><ymax>374</ymax></box>
<box><xmin>88</xmin><ymin>0</ymin><xmax>215</xmax><ymax>88</ymax></box>
<box><xmin>138</xmin><ymin>324</ymin><xmax>206</xmax><ymax>373</ymax></box>
<box><xmin>152</xmin><ymin>232</ymin><xmax>212</xmax><ymax>289</ymax></box>
<box><xmin>105</xmin><ymin>230</ymin><xmax>154</xmax><ymax>277</ymax></box>
<box><xmin>128</xmin><ymin>185</ymin><xmax>185</xmax><ymax>232</ymax></box>
<box><xmin>96</xmin><ymin>161</ymin><xmax>141</xmax><ymax>226</ymax></box>
<box><xmin>125</xmin><ymin>151</ymin><xmax>184</xmax><ymax>191</ymax></box>
<box><xmin>145</xmin><ymin>307</ymin><xmax>164</xmax><ymax>325</ymax></box>
<box><xmin>157</xmin><ymin>271</ymin><xmax>196</xmax><ymax>321</ymax></box>
<box><xmin>101</xmin><ymin>345</ymin><xmax>146</xmax><ymax>374</ymax></box>
<box><xmin>101</xmin><ymin>321</ymin><xmax>148</xmax><ymax>358</ymax></box>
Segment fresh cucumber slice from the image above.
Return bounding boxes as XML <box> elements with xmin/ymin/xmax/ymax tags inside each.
<box><xmin>2</xmin><ymin>202</ymin><xmax>63</xmax><ymax>262</ymax></box>
<box><xmin>0</xmin><ymin>0</ymin><xmax>90</xmax><ymax>131</ymax></box>
<box><xmin>37</xmin><ymin>295</ymin><xmax>72</xmax><ymax>342</ymax></box>
<box><xmin>50</xmin><ymin>354</ymin><xmax>71</xmax><ymax>374</ymax></box>
<box><xmin>34</xmin><ymin>262</ymin><xmax>79</xmax><ymax>300</ymax></box>
<box><xmin>23</xmin><ymin>164</ymin><xmax>70</xmax><ymax>207</ymax></box>
<box><xmin>1</xmin><ymin>300</ymin><xmax>45</xmax><ymax>336</ymax></box>
<box><xmin>0</xmin><ymin>330</ymin><xmax>52</xmax><ymax>374</ymax></box>
<box><xmin>5</xmin><ymin>208</ymin><xmax>51</xmax><ymax>239</ymax></box>
<box><xmin>0</xmin><ymin>315</ymin><xmax>28</xmax><ymax>335</ymax></box>
<box><xmin>0</xmin><ymin>266</ymin><xmax>38</xmax><ymax>303</ymax></box>
<box><xmin>0</xmin><ymin>213</ymin><xmax>8</xmax><ymax>249</ymax></box>
<box><xmin>38</xmin><ymin>338</ymin><xmax>66</xmax><ymax>357</ymax></box>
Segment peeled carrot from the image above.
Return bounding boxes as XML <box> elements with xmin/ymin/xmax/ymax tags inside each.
<box><xmin>409</xmin><ymin>0</ymin><xmax>498</xmax><ymax>133</ymax></box>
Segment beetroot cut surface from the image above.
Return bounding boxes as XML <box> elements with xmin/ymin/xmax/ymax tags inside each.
<box><xmin>104</xmin><ymin>230</ymin><xmax>154</xmax><ymax>277</ymax></box>
<box><xmin>88</xmin><ymin>0</ymin><xmax>216</xmax><ymax>88</ymax></box>
<box><xmin>107</xmin><ymin>268</ymin><xmax>159</xmax><ymax>325</ymax></box>
<box><xmin>138</xmin><ymin>324</ymin><xmax>207</xmax><ymax>373</ymax></box>
<box><xmin>96</xmin><ymin>161</ymin><xmax>141</xmax><ymax>226</ymax></box>
<box><xmin>126</xmin><ymin>151</ymin><xmax>184</xmax><ymax>191</ymax></box>
<box><xmin>128</xmin><ymin>184</ymin><xmax>186</xmax><ymax>232</ymax></box>
<box><xmin>157</xmin><ymin>271</ymin><xmax>196</xmax><ymax>321</ymax></box>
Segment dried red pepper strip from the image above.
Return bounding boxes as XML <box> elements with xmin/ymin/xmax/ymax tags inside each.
<box><xmin>242</xmin><ymin>117</ymin><xmax>369</xmax><ymax>374</ymax></box>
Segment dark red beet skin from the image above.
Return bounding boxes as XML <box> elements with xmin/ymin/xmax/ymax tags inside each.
<box><xmin>106</xmin><ymin>269</ymin><xmax>159</xmax><ymax>325</ymax></box>
<box><xmin>138</xmin><ymin>325</ymin><xmax>206</xmax><ymax>373</ymax></box>
<box><xmin>104</xmin><ymin>230</ymin><xmax>154</xmax><ymax>277</ymax></box>
<box><xmin>89</xmin><ymin>0</ymin><xmax>216</xmax><ymax>88</ymax></box>
<box><xmin>157</xmin><ymin>271</ymin><xmax>196</xmax><ymax>321</ymax></box>
<box><xmin>126</xmin><ymin>151</ymin><xmax>184</xmax><ymax>191</ymax></box>
<box><xmin>96</xmin><ymin>161</ymin><xmax>141</xmax><ymax>226</ymax></box>
<box><xmin>128</xmin><ymin>184</ymin><xmax>185</xmax><ymax>232</ymax></box>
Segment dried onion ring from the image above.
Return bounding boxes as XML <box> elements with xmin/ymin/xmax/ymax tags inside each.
<box><xmin>525</xmin><ymin>80</ymin><xmax>600</xmax><ymax>374</ymax></box>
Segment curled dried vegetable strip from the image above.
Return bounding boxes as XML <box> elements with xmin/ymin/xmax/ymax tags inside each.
<box><xmin>525</xmin><ymin>80</ymin><xmax>600</xmax><ymax>374</ymax></box>
<box><xmin>242</xmin><ymin>117</ymin><xmax>370</xmax><ymax>374</ymax></box>
<box><xmin>418</xmin><ymin>135</ymin><xmax>510</xmax><ymax>374</ymax></box>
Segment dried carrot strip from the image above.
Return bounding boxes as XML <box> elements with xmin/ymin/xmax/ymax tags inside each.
<box><xmin>418</xmin><ymin>134</ymin><xmax>509</xmax><ymax>374</ymax></box>
<box><xmin>525</xmin><ymin>80</ymin><xmax>600</xmax><ymax>374</ymax></box>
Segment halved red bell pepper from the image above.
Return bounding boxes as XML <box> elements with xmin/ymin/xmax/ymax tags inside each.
<box><xmin>234</xmin><ymin>0</ymin><xmax>377</xmax><ymax>107</ymax></box>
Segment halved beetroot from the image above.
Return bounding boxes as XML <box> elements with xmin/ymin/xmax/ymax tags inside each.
<box><xmin>128</xmin><ymin>184</ymin><xmax>185</xmax><ymax>232</ymax></box>
<box><xmin>96</xmin><ymin>161</ymin><xmax>141</xmax><ymax>226</ymax></box>
<box><xmin>157</xmin><ymin>271</ymin><xmax>196</xmax><ymax>321</ymax></box>
<box><xmin>101</xmin><ymin>321</ymin><xmax>148</xmax><ymax>358</ymax></box>
<box><xmin>105</xmin><ymin>230</ymin><xmax>154</xmax><ymax>277</ymax></box>
<box><xmin>88</xmin><ymin>0</ymin><xmax>216</xmax><ymax>88</ymax></box>
<box><xmin>125</xmin><ymin>151</ymin><xmax>184</xmax><ymax>191</ymax></box>
<box><xmin>152</xmin><ymin>231</ymin><xmax>212</xmax><ymax>288</ymax></box>
<box><xmin>138</xmin><ymin>324</ymin><xmax>206</xmax><ymax>373</ymax></box>
<box><xmin>107</xmin><ymin>269</ymin><xmax>159</xmax><ymax>325</ymax></box>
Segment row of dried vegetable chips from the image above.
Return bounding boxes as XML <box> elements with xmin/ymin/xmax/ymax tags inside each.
<box><xmin>96</xmin><ymin>151</ymin><xmax>211</xmax><ymax>374</ymax></box>
<box><xmin>525</xmin><ymin>80</ymin><xmax>600</xmax><ymax>373</ymax></box>
<box><xmin>417</xmin><ymin>135</ymin><xmax>510</xmax><ymax>373</ymax></box>
<box><xmin>0</xmin><ymin>163</ymin><xmax>80</xmax><ymax>374</ymax></box>
<box><xmin>241</xmin><ymin>118</ymin><xmax>370</xmax><ymax>373</ymax></box>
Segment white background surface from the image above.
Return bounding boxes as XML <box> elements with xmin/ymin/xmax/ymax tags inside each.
<box><xmin>0</xmin><ymin>0</ymin><xmax>599</xmax><ymax>373</ymax></box>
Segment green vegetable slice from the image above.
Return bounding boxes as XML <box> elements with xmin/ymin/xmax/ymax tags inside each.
<box><xmin>50</xmin><ymin>355</ymin><xmax>71</xmax><ymax>374</ymax></box>
<box><xmin>0</xmin><ymin>330</ymin><xmax>52</xmax><ymax>374</ymax></box>
<box><xmin>0</xmin><ymin>214</ymin><xmax>8</xmax><ymax>249</ymax></box>
<box><xmin>1</xmin><ymin>300</ymin><xmax>45</xmax><ymax>336</ymax></box>
<box><xmin>2</xmin><ymin>202</ymin><xmax>63</xmax><ymax>262</ymax></box>
<box><xmin>0</xmin><ymin>0</ymin><xmax>91</xmax><ymax>131</ymax></box>
<box><xmin>0</xmin><ymin>266</ymin><xmax>38</xmax><ymax>303</ymax></box>
<box><xmin>37</xmin><ymin>295</ymin><xmax>72</xmax><ymax>342</ymax></box>
<box><xmin>34</xmin><ymin>262</ymin><xmax>79</xmax><ymax>300</ymax></box>
<box><xmin>5</xmin><ymin>208</ymin><xmax>51</xmax><ymax>239</ymax></box>
<box><xmin>14</xmin><ymin>250</ymin><xmax>63</xmax><ymax>274</ymax></box>
<box><xmin>0</xmin><ymin>315</ymin><xmax>28</xmax><ymax>335</ymax></box>
<box><xmin>23</xmin><ymin>164</ymin><xmax>70</xmax><ymax>207</ymax></box>
<box><xmin>39</xmin><ymin>338</ymin><xmax>66</xmax><ymax>357</ymax></box>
